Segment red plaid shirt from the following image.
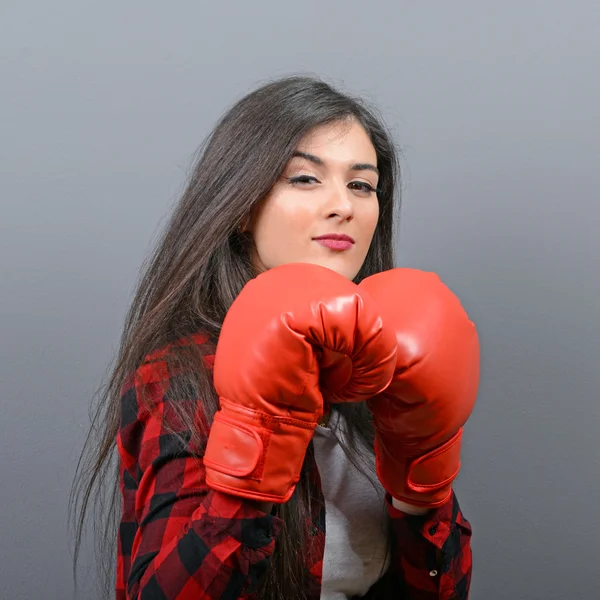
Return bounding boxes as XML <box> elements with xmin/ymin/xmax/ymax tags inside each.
<box><xmin>117</xmin><ymin>334</ymin><xmax>472</xmax><ymax>599</ymax></box>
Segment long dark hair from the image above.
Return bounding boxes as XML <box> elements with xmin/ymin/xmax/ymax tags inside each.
<box><xmin>70</xmin><ymin>75</ymin><xmax>401</xmax><ymax>599</ymax></box>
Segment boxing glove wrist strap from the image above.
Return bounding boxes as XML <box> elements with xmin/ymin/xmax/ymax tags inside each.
<box><xmin>204</xmin><ymin>399</ymin><xmax>317</xmax><ymax>503</ymax></box>
<box><xmin>377</xmin><ymin>428</ymin><xmax>464</xmax><ymax>508</ymax></box>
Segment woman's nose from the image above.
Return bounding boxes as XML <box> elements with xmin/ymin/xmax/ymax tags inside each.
<box><xmin>322</xmin><ymin>183</ymin><xmax>354</xmax><ymax>221</ymax></box>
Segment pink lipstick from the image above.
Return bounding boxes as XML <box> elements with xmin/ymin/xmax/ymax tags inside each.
<box><xmin>313</xmin><ymin>234</ymin><xmax>355</xmax><ymax>251</ymax></box>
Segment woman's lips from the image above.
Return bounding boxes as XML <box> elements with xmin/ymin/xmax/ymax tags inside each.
<box><xmin>315</xmin><ymin>239</ymin><xmax>354</xmax><ymax>251</ymax></box>
<box><xmin>313</xmin><ymin>234</ymin><xmax>355</xmax><ymax>252</ymax></box>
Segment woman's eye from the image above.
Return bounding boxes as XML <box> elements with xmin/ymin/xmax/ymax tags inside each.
<box><xmin>288</xmin><ymin>175</ymin><xmax>319</xmax><ymax>185</ymax></box>
<box><xmin>287</xmin><ymin>176</ymin><xmax>377</xmax><ymax>194</ymax></box>
<box><xmin>348</xmin><ymin>181</ymin><xmax>377</xmax><ymax>194</ymax></box>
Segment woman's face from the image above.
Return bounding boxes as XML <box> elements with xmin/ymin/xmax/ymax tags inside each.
<box><xmin>246</xmin><ymin>119</ymin><xmax>380</xmax><ymax>280</ymax></box>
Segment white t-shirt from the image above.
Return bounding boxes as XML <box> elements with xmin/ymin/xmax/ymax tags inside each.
<box><xmin>312</xmin><ymin>411</ymin><xmax>391</xmax><ymax>599</ymax></box>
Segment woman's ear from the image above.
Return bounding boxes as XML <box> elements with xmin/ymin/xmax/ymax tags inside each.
<box><xmin>239</xmin><ymin>213</ymin><xmax>252</xmax><ymax>234</ymax></box>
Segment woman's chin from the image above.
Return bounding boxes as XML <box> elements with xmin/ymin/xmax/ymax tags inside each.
<box><xmin>252</xmin><ymin>255</ymin><xmax>363</xmax><ymax>281</ymax></box>
<box><xmin>296</xmin><ymin>258</ymin><xmax>361</xmax><ymax>280</ymax></box>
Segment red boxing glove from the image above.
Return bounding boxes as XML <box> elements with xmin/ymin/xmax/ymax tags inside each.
<box><xmin>204</xmin><ymin>263</ymin><xmax>397</xmax><ymax>504</ymax></box>
<box><xmin>359</xmin><ymin>269</ymin><xmax>480</xmax><ymax>508</ymax></box>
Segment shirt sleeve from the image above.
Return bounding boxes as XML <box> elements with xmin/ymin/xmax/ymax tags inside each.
<box><xmin>116</xmin><ymin>359</ymin><xmax>282</xmax><ymax>600</ymax></box>
<box><xmin>384</xmin><ymin>491</ymin><xmax>473</xmax><ymax>599</ymax></box>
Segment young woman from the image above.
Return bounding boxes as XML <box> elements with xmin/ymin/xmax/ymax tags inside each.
<box><xmin>72</xmin><ymin>76</ymin><xmax>479</xmax><ymax>600</ymax></box>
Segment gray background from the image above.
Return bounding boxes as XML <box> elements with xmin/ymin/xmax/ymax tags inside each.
<box><xmin>1</xmin><ymin>1</ymin><xmax>599</xmax><ymax>598</ymax></box>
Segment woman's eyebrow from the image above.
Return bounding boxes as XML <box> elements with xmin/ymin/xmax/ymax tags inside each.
<box><xmin>351</xmin><ymin>162</ymin><xmax>379</xmax><ymax>175</ymax></box>
<box><xmin>292</xmin><ymin>151</ymin><xmax>324</xmax><ymax>165</ymax></box>
<box><xmin>291</xmin><ymin>151</ymin><xmax>379</xmax><ymax>175</ymax></box>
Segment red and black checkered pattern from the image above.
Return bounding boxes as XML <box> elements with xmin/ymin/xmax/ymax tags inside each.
<box><xmin>116</xmin><ymin>334</ymin><xmax>472</xmax><ymax>599</ymax></box>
